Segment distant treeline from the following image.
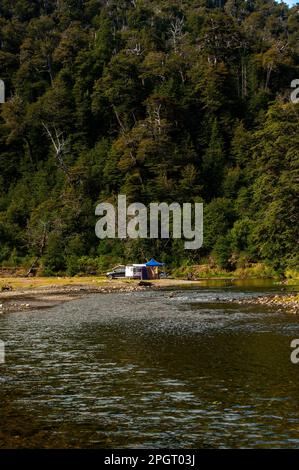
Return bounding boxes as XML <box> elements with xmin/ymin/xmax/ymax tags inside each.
<box><xmin>0</xmin><ymin>0</ymin><xmax>298</xmax><ymax>275</ymax></box>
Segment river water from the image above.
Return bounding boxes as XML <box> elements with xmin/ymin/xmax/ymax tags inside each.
<box><xmin>1</xmin><ymin>282</ymin><xmax>299</xmax><ymax>448</ymax></box>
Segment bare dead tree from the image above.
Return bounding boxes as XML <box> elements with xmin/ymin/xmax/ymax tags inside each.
<box><xmin>112</xmin><ymin>104</ymin><xmax>127</xmax><ymax>133</ymax></box>
<box><xmin>169</xmin><ymin>17</ymin><xmax>185</xmax><ymax>53</ymax></box>
<box><xmin>241</xmin><ymin>58</ymin><xmax>248</xmax><ymax>98</ymax></box>
<box><xmin>152</xmin><ymin>104</ymin><xmax>162</xmax><ymax>135</ymax></box>
<box><xmin>265</xmin><ymin>62</ymin><xmax>273</xmax><ymax>90</ymax></box>
<box><xmin>127</xmin><ymin>42</ymin><xmax>144</xmax><ymax>56</ymax></box>
<box><xmin>112</xmin><ymin>105</ymin><xmax>136</xmax><ymax>164</ymax></box>
<box><xmin>264</xmin><ymin>41</ymin><xmax>289</xmax><ymax>91</ymax></box>
<box><xmin>146</xmin><ymin>102</ymin><xmax>164</xmax><ymax>137</ymax></box>
<box><xmin>26</xmin><ymin>222</ymin><xmax>49</xmax><ymax>277</ymax></box>
<box><xmin>42</xmin><ymin>122</ymin><xmax>73</xmax><ymax>183</ymax></box>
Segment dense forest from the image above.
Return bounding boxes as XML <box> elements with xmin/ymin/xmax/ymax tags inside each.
<box><xmin>0</xmin><ymin>0</ymin><xmax>298</xmax><ymax>276</ymax></box>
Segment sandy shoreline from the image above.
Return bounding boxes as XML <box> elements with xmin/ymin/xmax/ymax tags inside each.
<box><xmin>0</xmin><ymin>278</ymin><xmax>206</xmax><ymax>315</ymax></box>
<box><xmin>0</xmin><ymin>278</ymin><xmax>298</xmax><ymax>315</ymax></box>
<box><xmin>0</xmin><ymin>282</ymin><xmax>145</xmax><ymax>315</ymax></box>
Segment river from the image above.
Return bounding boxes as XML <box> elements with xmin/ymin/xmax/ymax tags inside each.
<box><xmin>1</xmin><ymin>282</ymin><xmax>299</xmax><ymax>448</ymax></box>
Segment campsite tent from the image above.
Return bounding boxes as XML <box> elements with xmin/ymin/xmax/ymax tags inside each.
<box><xmin>146</xmin><ymin>259</ymin><xmax>165</xmax><ymax>267</ymax></box>
<box><xmin>145</xmin><ymin>259</ymin><xmax>165</xmax><ymax>279</ymax></box>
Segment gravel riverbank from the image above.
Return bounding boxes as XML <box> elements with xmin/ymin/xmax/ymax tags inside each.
<box><xmin>231</xmin><ymin>293</ymin><xmax>299</xmax><ymax>314</ymax></box>
<box><xmin>0</xmin><ymin>282</ymin><xmax>149</xmax><ymax>315</ymax></box>
<box><xmin>1</xmin><ymin>278</ymin><xmax>298</xmax><ymax>315</ymax></box>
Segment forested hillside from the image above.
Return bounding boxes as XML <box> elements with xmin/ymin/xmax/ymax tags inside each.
<box><xmin>0</xmin><ymin>0</ymin><xmax>298</xmax><ymax>276</ymax></box>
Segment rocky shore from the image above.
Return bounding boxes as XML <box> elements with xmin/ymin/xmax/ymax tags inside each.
<box><xmin>1</xmin><ymin>278</ymin><xmax>298</xmax><ymax>315</ymax></box>
<box><xmin>0</xmin><ymin>282</ymin><xmax>150</xmax><ymax>315</ymax></box>
<box><xmin>0</xmin><ymin>277</ymin><xmax>215</xmax><ymax>315</ymax></box>
<box><xmin>232</xmin><ymin>293</ymin><xmax>299</xmax><ymax>314</ymax></box>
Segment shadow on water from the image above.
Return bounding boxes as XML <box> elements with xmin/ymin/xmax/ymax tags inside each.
<box><xmin>1</xmin><ymin>283</ymin><xmax>299</xmax><ymax>448</ymax></box>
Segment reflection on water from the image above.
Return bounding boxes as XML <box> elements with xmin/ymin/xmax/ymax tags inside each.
<box><xmin>1</xmin><ymin>284</ymin><xmax>299</xmax><ymax>448</ymax></box>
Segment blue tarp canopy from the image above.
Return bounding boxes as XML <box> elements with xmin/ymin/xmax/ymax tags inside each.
<box><xmin>146</xmin><ymin>258</ymin><xmax>165</xmax><ymax>267</ymax></box>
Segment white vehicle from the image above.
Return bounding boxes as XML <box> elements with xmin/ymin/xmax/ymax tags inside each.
<box><xmin>125</xmin><ymin>264</ymin><xmax>146</xmax><ymax>279</ymax></box>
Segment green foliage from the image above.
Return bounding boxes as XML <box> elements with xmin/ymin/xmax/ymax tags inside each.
<box><xmin>212</xmin><ymin>235</ymin><xmax>233</xmax><ymax>270</ymax></box>
<box><xmin>0</xmin><ymin>0</ymin><xmax>298</xmax><ymax>275</ymax></box>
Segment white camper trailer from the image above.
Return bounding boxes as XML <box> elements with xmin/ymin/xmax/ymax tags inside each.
<box><xmin>125</xmin><ymin>264</ymin><xmax>146</xmax><ymax>279</ymax></box>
